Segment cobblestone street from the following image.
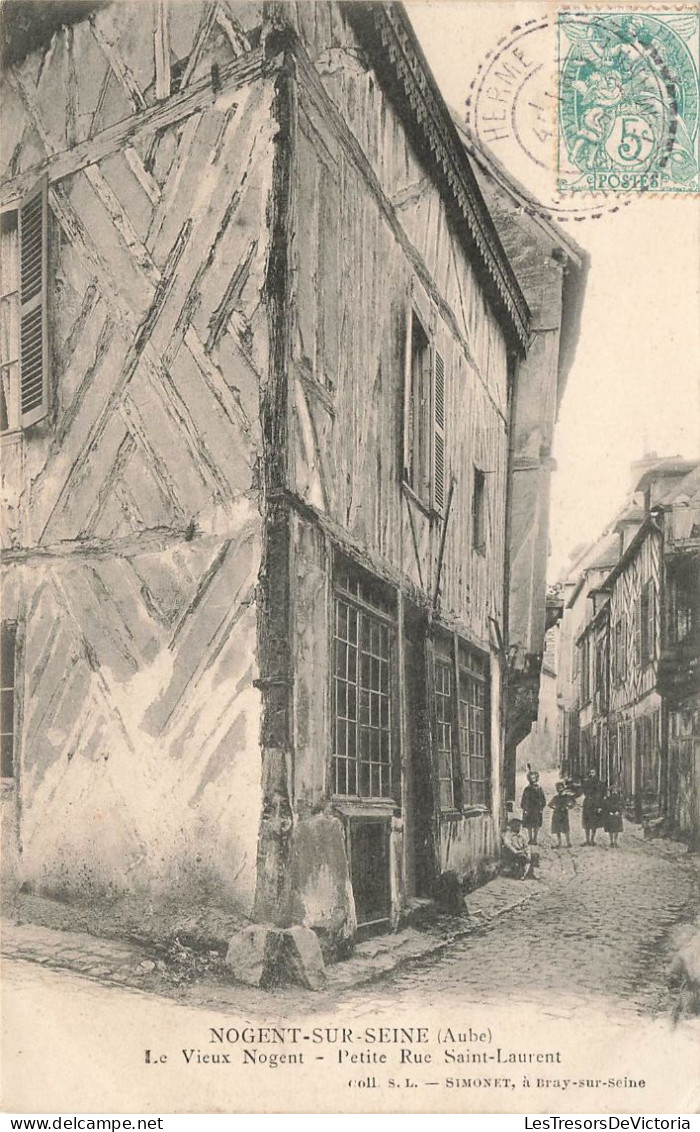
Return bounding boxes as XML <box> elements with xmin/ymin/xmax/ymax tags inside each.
<box><xmin>353</xmin><ymin>827</ymin><xmax>698</xmax><ymax>1019</ymax></box>
<box><xmin>3</xmin><ymin>819</ymin><xmax>699</xmax><ymax>1114</ymax></box>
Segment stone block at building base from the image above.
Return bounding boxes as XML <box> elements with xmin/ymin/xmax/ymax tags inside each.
<box><xmin>225</xmin><ymin>925</ymin><xmax>283</xmax><ymax>987</ymax></box>
<box><xmin>225</xmin><ymin>923</ymin><xmax>327</xmax><ymax>990</ymax></box>
<box><xmin>280</xmin><ymin>925</ymin><xmax>327</xmax><ymax>990</ymax></box>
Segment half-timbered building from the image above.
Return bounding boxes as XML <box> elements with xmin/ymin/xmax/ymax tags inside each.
<box><xmin>1</xmin><ymin>1</ymin><xmax>585</xmax><ymax>966</ymax></box>
<box><xmin>558</xmin><ymin>458</ymin><xmax>699</xmax><ymax>845</ymax></box>
<box><xmin>456</xmin><ymin>128</ymin><xmax>588</xmax><ymax>800</ymax></box>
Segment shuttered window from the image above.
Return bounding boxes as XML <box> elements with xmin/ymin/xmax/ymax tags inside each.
<box><xmin>432</xmin><ymin>349</ymin><xmax>446</xmax><ymax>514</ymax></box>
<box><xmin>1</xmin><ymin>179</ymin><xmax>48</xmax><ymax>432</ymax></box>
<box><xmin>404</xmin><ymin>313</ymin><xmax>430</xmax><ymax>501</ymax></box>
<box><xmin>641</xmin><ymin>580</ymin><xmax>655</xmax><ymax>665</ymax></box>
<box><xmin>613</xmin><ymin>618</ymin><xmax>627</xmax><ymax>685</ymax></box>
<box><xmin>634</xmin><ymin>595</ymin><xmax>643</xmax><ymax>668</ymax></box>
<box><xmin>18</xmin><ymin>178</ymin><xmax>49</xmax><ymax>428</ymax></box>
<box><xmin>0</xmin><ymin>214</ymin><xmax>20</xmax><ymax>432</ymax></box>
<box><xmin>403</xmin><ymin>305</ymin><xmax>447</xmax><ymax>516</ymax></box>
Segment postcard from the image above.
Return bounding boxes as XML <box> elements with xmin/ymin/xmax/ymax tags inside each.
<box><xmin>1</xmin><ymin>0</ymin><xmax>698</xmax><ymax>1117</ymax></box>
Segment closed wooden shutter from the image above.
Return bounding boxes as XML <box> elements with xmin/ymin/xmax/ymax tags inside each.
<box><xmin>646</xmin><ymin>583</ymin><xmax>655</xmax><ymax>662</ymax></box>
<box><xmin>432</xmin><ymin>348</ymin><xmax>446</xmax><ymax>513</ymax></box>
<box><xmin>634</xmin><ymin>596</ymin><xmax>642</xmax><ymax>668</ymax></box>
<box><xmin>19</xmin><ymin>177</ymin><xmax>48</xmax><ymax>428</ymax></box>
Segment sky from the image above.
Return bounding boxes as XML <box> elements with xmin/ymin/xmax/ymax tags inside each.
<box><xmin>405</xmin><ymin>1</ymin><xmax>700</xmax><ymax>579</ymax></box>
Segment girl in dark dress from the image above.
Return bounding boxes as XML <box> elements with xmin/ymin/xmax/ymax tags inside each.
<box><xmin>521</xmin><ymin>770</ymin><xmax>546</xmax><ymax>845</ymax></box>
<box><xmin>548</xmin><ymin>781</ymin><xmax>576</xmax><ymax>848</ymax></box>
<box><xmin>581</xmin><ymin>768</ymin><xmax>605</xmax><ymax>845</ymax></box>
<box><xmin>602</xmin><ymin>785</ymin><xmax>624</xmax><ymax>848</ymax></box>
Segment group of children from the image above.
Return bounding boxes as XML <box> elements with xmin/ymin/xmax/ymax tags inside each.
<box><xmin>501</xmin><ymin>768</ymin><xmax>624</xmax><ymax>880</ymax></box>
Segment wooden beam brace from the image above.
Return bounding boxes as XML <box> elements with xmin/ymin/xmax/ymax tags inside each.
<box><xmin>267</xmin><ymin>486</ymin><xmax>491</xmax><ymax>656</ymax></box>
<box><xmin>0</xmin><ymin>45</ymin><xmax>268</xmax><ymax>208</ymax></box>
<box><xmin>293</xmin><ymin>45</ymin><xmax>509</xmax><ymax>428</ymax></box>
<box><xmin>154</xmin><ymin>0</ymin><xmax>172</xmax><ymax>101</ymax></box>
<box><xmin>432</xmin><ymin>476</ymin><xmax>456</xmax><ymax>610</ymax></box>
<box><xmin>90</xmin><ymin>15</ymin><xmax>148</xmax><ymax>112</ymax></box>
<box><xmin>178</xmin><ymin>1</ymin><xmax>219</xmax><ymax>91</ymax></box>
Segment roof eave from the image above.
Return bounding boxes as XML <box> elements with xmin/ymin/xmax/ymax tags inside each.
<box><xmin>342</xmin><ymin>2</ymin><xmax>530</xmax><ymax>353</ymax></box>
<box><xmin>452</xmin><ymin>119</ymin><xmax>588</xmax><ymax>403</ymax></box>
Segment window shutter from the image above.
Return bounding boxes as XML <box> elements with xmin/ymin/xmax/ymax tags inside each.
<box><xmin>634</xmin><ymin>597</ymin><xmax>642</xmax><ymax>668</ymax></box>
<box><xmin>646</xmin><ymin>583</ymin><xmax>655</xmax><ymax>662</ymax></box>
<box><xmin>432</xmin><ymin>348</ymin><xmax>446</xmax><ymax>513</ymax></box>
<box><xmin>19</xmin><ymin>177</ymin><xmax>48</xmax><ymax>428</ymax></box>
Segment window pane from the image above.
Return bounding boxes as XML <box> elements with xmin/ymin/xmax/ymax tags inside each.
<box><xmin>1</xmin><ymin>688</ymin><xmax>14</xmax><ymax>730</ymax></box>
<box><xmin>439</xmin><ymin>778</ymin><xmax>454</xmax><ymax>810</ymax></box>
<box><xmin>332</xmin><ymin>577</ymin><xmax>395</xmax><ymax>799</ymax></box>
<box><xmin>336</xmin><ymin>758</ymin><xmax>347</xmax><ymax>796</ymax></box>
<box><xmin>347</xmin><ymin>684</ymin><xmax>357</xmax><ymax>721</ymax></box>
<box><xmin>359</xmin><ymin>760</ymin><xmax>370</xmax><ymax>797</ymax></box>
<box><xmin>0</xmin><ymin>296</ymin><xmax>19</xmax><ymax>367</ymax></box>
<box><xmin>1</xmin><ymin>731</ymin><xmax>13</xmax><ymax>778</ymax></box>
<box><xmin>1</xmin><ymin>624</ymin><xmax>16</xmax><ymax>685</ymax></box>
<box><xmin>458</xmin><ymin>648</ymin><xmax>490</xmax><ymax>809</ymax></box>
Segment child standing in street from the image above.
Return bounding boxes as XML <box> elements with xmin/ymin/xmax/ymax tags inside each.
<box><xmin>602</xmin><ymin>784</ymin><xmax>624</xmax><ymax>848</ymax></box>
<box><xmin>521</xmin><ymin>769</ymin><xmax>546</xmax><ymax>846</ymax></box>
<box><xmin>548</xmin><ymin>780</ymin><xmax>576</xmax><ymax>848</ymax></box>
<box><xmin>581</xmin><ymin>768</ymin><xmax>605</xmax><ymax>845</ymax></box>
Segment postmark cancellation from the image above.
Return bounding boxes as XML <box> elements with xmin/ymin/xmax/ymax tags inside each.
<box><xmin>557</xmin><ymin>10</ymin><xmax>699</xmax><ymax>193</ymax></box>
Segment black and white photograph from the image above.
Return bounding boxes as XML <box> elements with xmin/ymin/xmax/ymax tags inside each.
<box><xmin>0</xmin><ymin>0</ymin><xmax>698</xmax><ymax>1116</ymax></box>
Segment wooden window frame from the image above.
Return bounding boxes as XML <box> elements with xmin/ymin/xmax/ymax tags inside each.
<box><xmin>640</xmin><ymin>580</ymin><xmax>655</xmax><ymax>667</ymax></box>
<box><xmin>431</xmin><ymin>630</ymin><xmax>491</xmax><ymax>815</ymax></box>
<box><xmin>332</xmin><ymin>562</ymin><xmax>398</xmax><ymax>803</ymax></box>
<box><xmin>580</xmin><ymin>636</ymin><xmax>590</xmax><ymax>704</ymax></box>
<box><xmin>595</xmin><ymin>631</ymin><xmax>607</xmax><ymax>709</ymax></box>
<box><xmin>433</xmin><ymin>638</ymin><xmax>456</xmax><ymax>812</ymax></box>
<box><xmin>402</xmin><ymin>307</ymin><xmax>446</xmax><ymax>519</ymax></box>
<box><xmin>613</xmin><ymin>617</ymin><xmax>628</xmax><ymax>685</ymax></box>
<box><xmin>457</xmin><ymin>642</ymin><xmax>490</xmax><ymax>809</ymax></box>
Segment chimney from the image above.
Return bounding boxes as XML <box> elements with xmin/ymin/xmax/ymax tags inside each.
<box><xmin>629</xmin><ymin>450</ymin><xmax>658</xmax><ymax>493</ymax></box>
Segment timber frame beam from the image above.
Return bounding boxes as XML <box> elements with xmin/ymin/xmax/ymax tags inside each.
<box><xmin>292</xmin><ymin>42</ymin><xmax>511</xmax><ymax>429</ymax></box>
<box><xmin>268</xmin><ymin>485</ymin><xmax>495</xmax><ymax>657</ymax></box>
<box><xmin>0</xmin><ymin>44</ymin><xmax>271</xmax><ymax>208</ymax></box>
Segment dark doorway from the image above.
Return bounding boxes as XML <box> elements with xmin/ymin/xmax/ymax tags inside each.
<box><xmin>348</xmin><ymin>818</ymin><xmax>391</xmax><ymax>930</ymax></box>
<box><xmin>404</xmin><ymin>607</ymin><xmax>435</xmax><ymax>898</ymax></box>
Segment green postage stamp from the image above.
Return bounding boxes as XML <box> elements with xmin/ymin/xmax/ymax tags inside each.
<box><xmin>557</xmin><ymin>10</ymin><xmax>699</xmax><ymax>192</ymax></box>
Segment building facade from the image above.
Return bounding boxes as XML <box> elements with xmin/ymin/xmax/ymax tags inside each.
<box><xmin>457</xmin><ymin>129</ymin><xmax>588</xmax><ymax>799</ymax></box>
<box><xmin>558</xmin><ymin>459</ymin><xmax>699</xmax><ymax>845</ymax></box>
<box><xmin>1</xmin><ymin>1</ymin><xmax>583</xmax><ymax>962</ymax></box>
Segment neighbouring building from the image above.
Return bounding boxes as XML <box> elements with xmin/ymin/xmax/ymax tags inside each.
<box><xmin>557</xmin><ymin>531</ymin><xmax>624</xmax><ymax>782</ymax></box>
<box><xmin>456</xmin><ymin>128</ymin><xmax>588</xmax><ymax>800</ymax></box>
<box><xmin>0</xmin><ymin>0</ymin><xmax>584</xmax><ymax>965</ymax></box>
<box><xmin>558</xmin><ymin>457</ymin><xmax>699</xmax><ymax>845</ymax></box>
<box><xmin>517</xmin><ymin>606</ymin><xmax>563</xmax><ymax>776</ymax></box>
